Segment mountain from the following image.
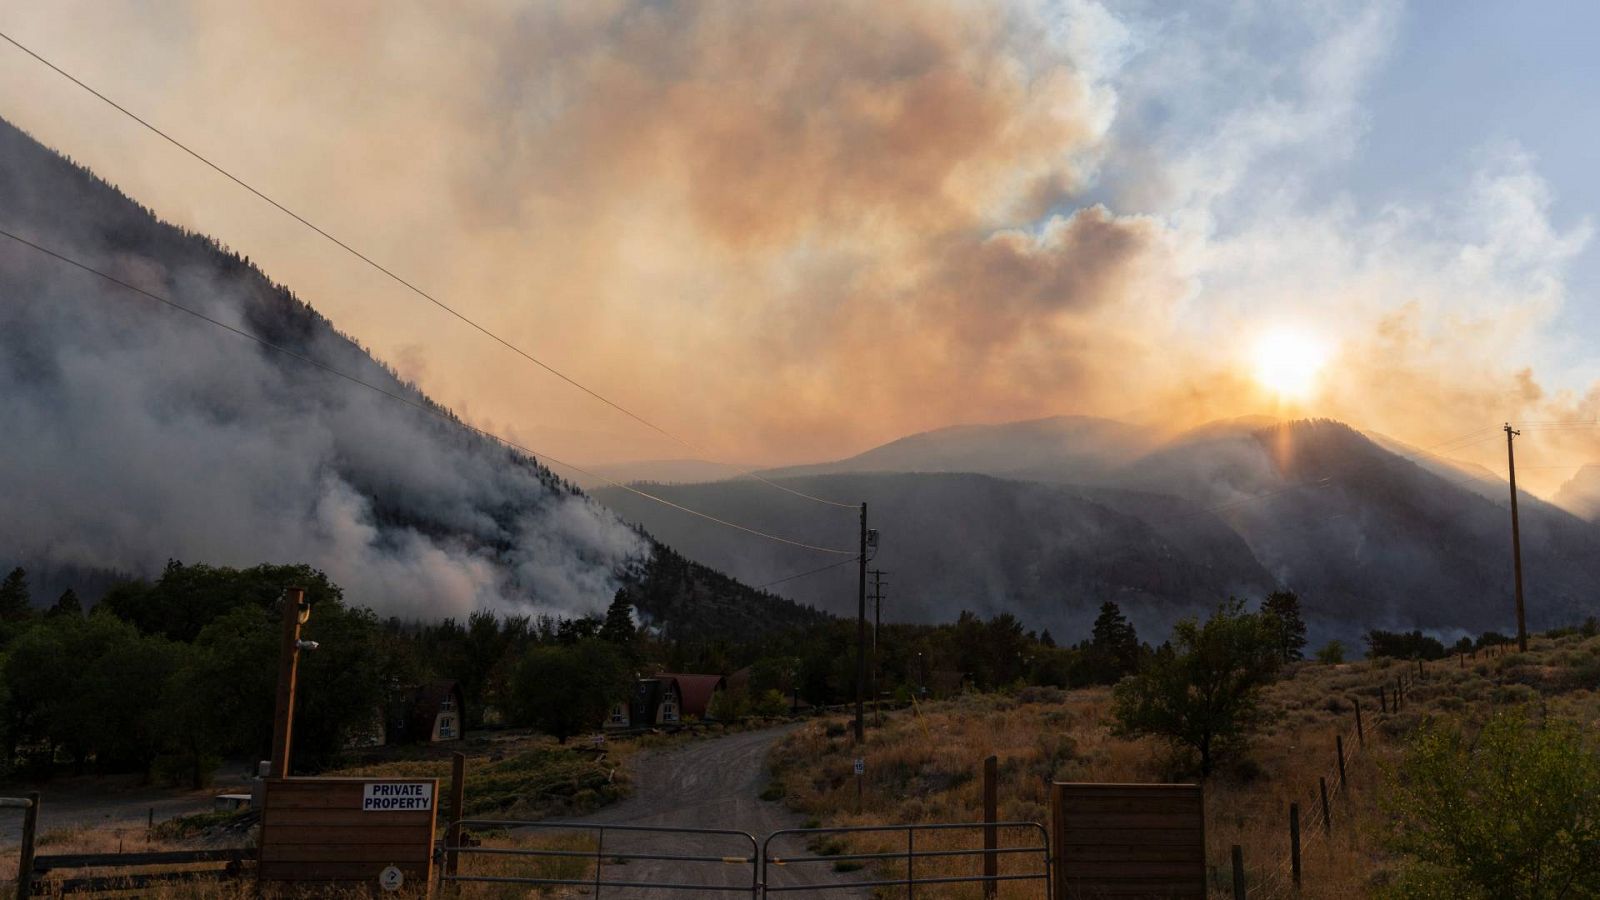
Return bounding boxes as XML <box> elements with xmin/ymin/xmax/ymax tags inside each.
<box><xmin>598</xmin><ymin>418</ymin><xmax>1600</xmax><ymax>647</ymax></box>
<box><xmin>0</xmin><ymin>116</ymin><xmax>816</xmax><ymax>636</ymax></box>
<box><xmin>596</xmin><ymin>471</ymin><xmax>1274</xmax><ymax>640</ymax></box>
<box><xmin>761</xmin><ymin>415</ymin><xmax>1160</xmax><ymax>485</ymax></box>
<box><xmin>1555</xmin><ymin>465</ymin><xmax>1600</xmax><ymax>522</ymax></box>
<box><xmin>571</xmin><ymin>459</ymin><xmax>741</xmax><ymax>489</ymax></box>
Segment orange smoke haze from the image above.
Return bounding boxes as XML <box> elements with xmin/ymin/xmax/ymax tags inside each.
<box><xmin>1</xmin><ymin>1</ymin><xmax>1595</xmax><ymax>497</ymax></box>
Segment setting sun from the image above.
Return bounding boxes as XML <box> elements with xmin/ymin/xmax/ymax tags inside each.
<box><xmin>1252</xmin><ymin>327</ymin><xmax>1330</xmax><ymax>399</ymax></box>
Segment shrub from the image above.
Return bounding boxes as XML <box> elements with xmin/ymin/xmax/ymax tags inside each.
<box><xmin>1382</xmin><ymin>710</ymin><xmax>1600</xmax><ymax>898</ymax></box>
<box><xmin>1316</xmin><ymin>640</ymin><xmax>1346</xmax><ymax>664</ymax></box>
<box><xmin>1110</xmin><ymin>600</ymin><xmax>1281</xmax><ymax>776</ymax></box>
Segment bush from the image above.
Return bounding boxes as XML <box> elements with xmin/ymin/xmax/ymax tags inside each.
<box><xmin>1110</xmin><ymin>600</ymin><xmax>1282</xmax><ymax>776</ymax></box>
<box><xmin>1315</xmin><ymin>640</ymin><xmax>1346</xmax><ymax>664</ymax></box>
<box><xmin>1382</xmin><ymin>710</ymin><xmax>1600</xmax><ymax>898</ymax></box>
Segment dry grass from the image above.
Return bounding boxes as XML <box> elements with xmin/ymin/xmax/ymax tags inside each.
<box><xmin>768</xmin><ymin>633</ymin><xmax>1600</xmax><ymax>898</ymax></box>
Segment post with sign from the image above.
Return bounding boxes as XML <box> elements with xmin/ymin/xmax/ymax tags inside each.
<box><xmin>854</xmin><ymin>757</ymin><xmax>865</xmax><ymax>812</ymax></box>
<box><xmin>258</xmin><ymin>777</ymin><xmax>439</xmax><ymax>888</ymax></box>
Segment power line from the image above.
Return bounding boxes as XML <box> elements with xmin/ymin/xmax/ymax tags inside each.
<box><xmin>0</xmin><ymin>29</ymin><xmax>856</xmax><ymax>511</ymax></box>
<box><xmin>0</xmin><ymin>226</ymin><xmax>857</xmax><ymax>556</ymax></box>
<box><xmin>756</xmin><ymin>556</ymin><xmax>861</xmax><ymax>589</ymax></box>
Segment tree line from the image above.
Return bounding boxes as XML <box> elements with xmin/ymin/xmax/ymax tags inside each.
<box><xmin>0</xmin><ymin>561</ymin><xmax>1321</xmax><ymax>783</ymax></box>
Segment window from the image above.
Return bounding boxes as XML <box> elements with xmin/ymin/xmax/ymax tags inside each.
<box><xmin>438</xmin><ymin>716</ymin><xmax>455</xmax><ymax>739</ymax></box>
<box><xmin>440</xmin><ymin>696</ymin><xmax>456</xmax><ymax>711</ymax></box>
<box><xmin>661</xmin><ymin>697</ymin><xmax>679</xmax><ymax>723</ymax></box>
<box><xmin>610</xmin><ymin>704</ymin><xmax>628</xmax><ymax>725</ymax></box>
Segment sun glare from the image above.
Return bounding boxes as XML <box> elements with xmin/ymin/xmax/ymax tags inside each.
<box><xmin>1251</xmin><ymin>327</ymin><xmax>1329</xmax><ymax>400</ymax></box>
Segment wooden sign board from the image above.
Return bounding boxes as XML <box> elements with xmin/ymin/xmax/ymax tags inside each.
<box><xmin>1051</xmin><ymin>782</ymin><xmax>1205</xmax><ymax>899</ymax></box>
<box><xmin>259</xmin><ymin>777</ymin><xmax>438</xmax><ymax>887</ymax></box>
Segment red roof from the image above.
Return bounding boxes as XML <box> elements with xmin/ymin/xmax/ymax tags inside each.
<box><xmin>656</xmin><ymin>673</ymin><xmax>726</xmax><ymax>718</ymax></box>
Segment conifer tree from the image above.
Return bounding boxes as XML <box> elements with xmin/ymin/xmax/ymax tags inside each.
<box><xmin>1262</xmin><ymin>590</ymin><xmax>1308</xmax><ymax>662</ymax></box>
<box><xmin>600</xmin><ymin>590</ymin><xmax>637</xmax><ymax>646</ymax></box>
<box><xmin>49</xmin><ymin>588</ymin><xmax>82</xmax><ymax>618</ymax></box>
<box><xmin>0</xmin><ymin>567</ymin><xmax>30</xmax><ymax>621</ymax></box>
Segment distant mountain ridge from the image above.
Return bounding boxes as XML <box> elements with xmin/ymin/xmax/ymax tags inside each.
<box><xmin>597</xmin><ymin>417</ymin><xmax>1600</xmax><ymax>646</ymax></box>
<box><xmin>0</xmin><ymin>115</ymin><xmax>817</xmax><ymax>636</ymax></box>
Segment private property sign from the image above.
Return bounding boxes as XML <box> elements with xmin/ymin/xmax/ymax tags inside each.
<box><xmin>362</xmin><ymin>782</ymin><xmax>434</xmax><ymax>811</ymax></box>
<box><xmin>258</xmin><ymin>777</ymin><xmax>439</xmax><ymax>885</ymax></box>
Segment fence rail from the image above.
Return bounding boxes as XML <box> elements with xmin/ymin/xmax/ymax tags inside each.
<box><xmin>762</xmin><ymin>821</ymin><xmax>1051</xmax><ymax>896</ymax></box>
<box><xmin>442</xmin><ymin>818</ymin><xmax>762</xmax><ymax>897</ymax></box>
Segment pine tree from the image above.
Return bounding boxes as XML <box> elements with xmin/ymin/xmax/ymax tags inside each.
<box><xmin>49</xmin><ymin>588</ymin><xmax>82</xmax><ymax>617</ymax></box>
<box><xmin>1039</xmin><ymin>629</ymin><xmax>1056</xmax><ymax>649</ymax></box>
<box><xmin>0</xmin><ymin>567</ymin><xmax>31</xmax><ymax>621</ymax></box>
<box><xmin>1262</xmin><ymin>590</ymin><xmax>1308</xmax><ymax>662</ymax></box>
<box><xmin>599</xmin><ymin>590</ymin><xmax>637</xmax><ymax>645</ymax></box>
<box><xmin>1090</xmin><ymin>601</ymin><xmax>1141</xmax><ymax>681</ymax></box>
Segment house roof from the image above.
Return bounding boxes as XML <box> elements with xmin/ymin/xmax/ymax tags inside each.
<box><xmin>655</xmin><ymin>673</ymin><xmax>726</xmax><ymax>718</ymax></box>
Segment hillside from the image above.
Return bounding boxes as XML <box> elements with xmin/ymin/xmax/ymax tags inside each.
<box><xmin>601</xmin><ymin>418</ymin><xmax>1600</xmax><ymax>646</ymax></box>
<box><xmin>597</xmin><ymin>471</ymin><xmax>1273</xmax><ymax>640</ymax></box>
<box><xmin>0</xmin><ymin>115</ymin><xmax>814</xmax><ymax>636</ymax></box>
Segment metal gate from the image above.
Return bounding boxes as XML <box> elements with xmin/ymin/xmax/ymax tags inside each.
<box><xmin>439</xmin><ymin>818</ymin><xmax>1050</xmax><ymax>897</ymax></box>
<box><xmin>764</xmin><ymin>822</ymin><xmax>1051</xmax><ymax>896</ymax></box>
<box><xmin>441</xmin><ymin>819</ymin><xmax>761</xmax><ymax>897</ymax></box>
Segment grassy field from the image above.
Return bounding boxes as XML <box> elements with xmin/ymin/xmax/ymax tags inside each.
<box><xmin>766</xmin><ymin>631</ymin><xmax>1600</xmax><ymax>898</ymax></box>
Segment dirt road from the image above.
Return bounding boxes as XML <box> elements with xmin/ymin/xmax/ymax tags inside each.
<box><xmin>559</xmin><ymin>724</ymin><xmax>867</xmax><ymax>898</ymax></box>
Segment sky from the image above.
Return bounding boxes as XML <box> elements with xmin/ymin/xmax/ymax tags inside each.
<box><xmin>1</xmin><ymin>0</ymin><xmax>1597</xmax><ymax>495</ymax></box>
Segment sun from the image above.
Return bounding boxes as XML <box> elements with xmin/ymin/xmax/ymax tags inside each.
<box><xmin>1251</xmin><ymin>327</ymin><xmax>1329</xmax><ymax>400</ymax></box>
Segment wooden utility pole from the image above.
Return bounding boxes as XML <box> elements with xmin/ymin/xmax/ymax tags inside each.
<box><xmin>269</xmin><ymin>587</ymin><xmax>309</xmax><ymax>778</ymax></box>
<box><xmin>983</xmin><ymin>754</ymin><xmax>998</xmax><ymax>898</ymax></box>
<box><xmin>1505</xmin><ymin>424</ymin><xmax>1529</xmax><ymax>652</ymax></box>
<box><xmin>854</xmin><ymin>503</ymin><xmax>868</xmax><ymax>744</ymax></box>
<box><xmin>869</xmin><ymin>569</ymin><xmax>887</xmax><ymax>726</ymax></box>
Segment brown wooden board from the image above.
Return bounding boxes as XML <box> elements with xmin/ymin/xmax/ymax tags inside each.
<box><xmin>258</xmin><ymin>777</ymin><xmax>438</xmax><ymax>890</ymax></box>
<box><xmin>1052</xmin><ymin>783</ymin><xmax>1206</xmax><ymax>900</ymax></box>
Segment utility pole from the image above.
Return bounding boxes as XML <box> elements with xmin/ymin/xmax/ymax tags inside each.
<box><xmin>869</xmin><ymin>569</ymin><xmax>887</xmax><ymax>726</ymax></box>
<box><xmin>854</xmin><ymin>504</ymin><xmax>877</xmax><ymax>745</ymax></box>
<box><xmin>1505</xmin><ymin>424</ymin><xmax>1528</xmax><ymax>652</ymax></box>
<box><xmin>269</xmin><ymin>587</ymin><xmax>311</xmax><ymax>778</ymax></box>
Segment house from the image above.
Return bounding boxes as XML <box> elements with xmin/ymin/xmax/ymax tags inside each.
<box><xmin>385</xmin><ymin>681</ymin><xmax>466</xmax><ymax>743</ymax></box>
<box><xmin>606</xmin><ymin>673</ymin><xmax>727</xmax><ymax>730</ymax></box>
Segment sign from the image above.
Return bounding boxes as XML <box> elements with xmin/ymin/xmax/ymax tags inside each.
<box><xmin>378</xmin><ymin>865</ymin><xmax>404</xmax><ymax>892</ymax></box>
<box><xmin>1052</xmin><ymin>782</ymin><xmax>1205</xmax><ymax>899</ymax></box>
<box><xmin>853</xmin><ymin>758</ymin><xmax>865</xmax><ymax>776</ymax></box>
<box><xmin>362</xmin><ymin>782</ymin><xmax>435</xmax><ymax>812</ymax></box>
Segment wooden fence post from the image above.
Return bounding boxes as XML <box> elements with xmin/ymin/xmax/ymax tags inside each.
<box><xmin>1354</xmin><ymin>698</ymin><xmax>1364</xmax><ymax>746</ymax></box>
<box><xmin>1231</xmin><ymin>844</ymin><xmax>1246</xmax><ymax>900</ymax></box>
<box><xmin>1319</xmin><ymin>777</ymin><xmax>1331</xmax><ymax>835</ymax></box>
<box><xmin>1379</xmin><ymin>685</ymin><xmax>1388</xmax><ymax>714</ymax></box>
<box><xmin>1289</xmin><ymin>802</ymin><xmax>1302</xmax><ymax>888</ymax></box>
<box><xmin>447</xmin><ymin>752</ymin><xmax>466</xmax><ymax>880</ymax></box>
<box><xmin>18</xmin><ymin>791</ymin><xmax>39</xmax><ymax>900</ymax></box>
<box><xmin>983</xmin><ymin>754</ymin><xmax>998</xmax><ymax>899</ymax></box>
<box><xmin>1336</xmin><ymin>734</ymin><xmax>1346</xmax><ymax>788</ymax></box>
<box><xmin>1417</xmin><ymin>658</ymin><xmax>1423</xmax><ymax>679</ymax></box>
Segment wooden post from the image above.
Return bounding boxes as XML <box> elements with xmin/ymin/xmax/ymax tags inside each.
<box><xmin>268</xmin><ymin>587</ymin><xmax>308</xmax><ymax>778</ymax></box>
<box><xmin>1354</xmin><ymin>697</ymin><xmax>1364</xmax><ymax>746</ymax></box>
<box><xmin>17</xmin><ymin>791</ymin><xmax>39</xmax><ymax>900</ymax></box>
<box><xmin>1459</xmin><ymin>652</ymin><xmax>1465</xmax><ymax>669</ymax></box>
<box><xmin>447</xmin><ymin>751</ymin><xmax>466</xmax><ymax>879</ymax></box>
<box><xmin>1289</xmin><ymin>802</ymin><xmax>1302</xmax><ymax>887</ymax></box>
<box><xmin>1336</xmin><ymin>734</ymin><xmax>1347</xmax><ymax>787</ymax></box>
<box><xmin>1319</xmin><ymin>777</ymin><xmax>1331</xmax><ymax>834</ymax></box>
<box><xmin>1417</xmin><ymin>658</ymin><xmax>1423</xmax><ymax>679</ymax></box>
<box><xmin>983</xmin><ymin>754</ymin><xmax>998</xmax><ymax>898</ymax></box>
<box><xmin>1231</xmin><ymin>844</ymin><xmax>1245</xmax><ymax>900</ymax></box>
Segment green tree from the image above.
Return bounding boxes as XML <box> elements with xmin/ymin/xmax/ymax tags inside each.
<box><xmin>509</xmin><ymin>640</ymin><xmax>630</xmax><ymax>743</ymax></box>
<box><xmin>1382</xmin><ymin>710</ymin><xmax>1600</xmax><ymax>899</ymax></box>
<box><xmin>599</xmin><ymin>590</ymin><xmax>637</xmax><ymax>646</ymax></box>
<box><xmin>1315</xmin><ymin>640</ymin><xmax>1345</xmax><ymax>664</ymax></box>
<box><xmin>1088</xmin><ymin>601</ymin><xmax>1141</xmax><ymax>683</ymax></box>
<box><xmin>1110</xmin><ymin>600</ymin><xmax>1282</xmax><ymax>776</ymax></box>
<box><xmin>0</xmin><ymin>568</ymin><xmax>31</xmax><ymax>621</ymax></box>
<box><xmin>48</xmin><ymin>589</ymin><xmax>82</xmax><ymax>618</ymax></box>
<box><xmin>1261</xmin><ymin>590</ymin><xmax>1308</xmax><ymax>662</ymax></box>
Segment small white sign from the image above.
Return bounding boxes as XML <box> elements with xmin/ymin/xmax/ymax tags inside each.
<box><xmin>853</xmin><ymin>758</ymin><xmax>865</xmax><ymax>776</ymax></box>
<box><xmin>378</xmin><ymin>865</ymin><xmax>404</xmax><ymax>891</ymax></box>
<box><xmin>361</xmin><ymin>782</ymin><xmax>434</xmax><ymax>812</ymax></box>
